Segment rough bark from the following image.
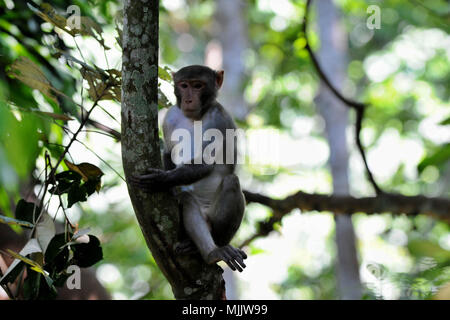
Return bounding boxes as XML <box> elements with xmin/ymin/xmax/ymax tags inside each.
<box><xmin>314</xmin><ymin>0</ymin><xmax>362</xmax><ymax>299</ymax></box>
<box><xmin>121</xmin><ymin>0</ymin><xmax>225</xmax><ymax>300</ymax></box>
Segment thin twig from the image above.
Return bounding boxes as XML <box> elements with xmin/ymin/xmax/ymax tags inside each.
<box><xmin>80</xmin><ymin>129</ymin><xmax>118</xmax><ymax>140</ymax></box>
<box><xmin>45</xmin><ymin>152</ymin><xmax>74</xmax><ymax>228</ymax></box>
<box><xmin>51</xmin><ymin>87</ymin><xmax>108</xmax><ymax>177</ymax></box>
<box><xmin>74</xmin><ymin>139</ymin><xmax>126</xmax><ymax>182</ymax></box>
<box><xmin>30</xmin><ymin>85</ymin><xmax>109</xmax><ymax>236</ymax></box>
<box><xmin>303</xmin><ymin>0</ymin><xmax>382</xmax><ymax>194</ymax></box>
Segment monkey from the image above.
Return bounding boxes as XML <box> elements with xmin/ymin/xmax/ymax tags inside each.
<box><xmin>131</xmin><ymin>65</ymin><xmax>247</xmax><ymax>272</ymax></box>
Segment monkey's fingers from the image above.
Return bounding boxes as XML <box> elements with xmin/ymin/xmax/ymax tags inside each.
<box><xmin>225</xmin><ymin>261</ymin><xmax>237</xmax><ymax>271</ymax></box>
<box><xmin>224</xmin><ymin>246</ymin><xmax>245</xmax><ymax>272</ymax></box>
<box><xmin>223</xmin><ymin>256</ymin><xmax>239</xmax><ymax>272</ymax></box>
<box><xmin>218</xmin><ymin>248</ymin><xmax>238</xmax><ymax>271</ymax></box>
<box><xmin>230</xmin><ymin>257</ymin><xmax>244</xmax><ymax>272</ymax></box>
<box><xmin>234</xmin><ymin>254</ymin><xmax>246</xmax><ymax>270</ymax></box>
<box><xmin>227</xmin><ymin>246</ymin><xmax>246</xmax><ymax>270</ymax></box>
<box><xmin>131</xmin><ymin>174</ymin><xmax>165</xmax><ymax>188</ymax></box>
<box><xmin>238</xmin><ymin>248</ymin><xmax>248</xmax><ymax>260</ymax></box>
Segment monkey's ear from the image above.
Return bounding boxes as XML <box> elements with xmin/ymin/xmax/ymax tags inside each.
<box><xmin>215</xmin><ymin>70</ymin><xmax>224</xmax><ymax>89</ymax></box>
<box><xmin>171</xmin><ymin>72</ymin><xmax>176</xmax><ymax>82</ymax></box>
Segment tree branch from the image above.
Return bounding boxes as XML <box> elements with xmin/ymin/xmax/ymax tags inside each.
<box><xmin>303</xmin><ymin>0</ymin><xmax>382</xmax><ymax>195</ymax></box>
<box><xmin>240</xmin><ymin>189</ymin><xmax>450</xmax><ymax>247</ymax></box>
<box><xmin>85</xmin><ymin>118</ymin><xmax>121</xmax><ymax>140</ymax></box>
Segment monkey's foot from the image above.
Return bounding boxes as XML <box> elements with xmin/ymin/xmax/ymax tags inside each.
<box><xmin>207</xmin><ymin>245</ymin><xmax>247</xmax><ymax>272</ymax></box>
<box><xmin>174</xmin><ymin>240</ymin><xmax>198</xmax><ymax>255</ymax></box>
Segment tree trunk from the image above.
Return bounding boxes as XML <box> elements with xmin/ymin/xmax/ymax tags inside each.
<box><xmin>314</xmin><ymin>0</ymin><xmax>362</xmax><ymax>299</ymax></box>
<box><xmin>121</xmin><ymin>0</ymin><xmax>225</xmax><ymax>300</ymax></box>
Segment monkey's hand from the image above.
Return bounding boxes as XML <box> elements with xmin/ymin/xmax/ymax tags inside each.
<box><xmin>130</xmin><ymin>168</ymin><xmax>169</xmax><ymax>193</ymax></box>
<box><xmin>207</xmin><ymin>245</ymin><xmax>247</xmax><ymax>272</ymax></box>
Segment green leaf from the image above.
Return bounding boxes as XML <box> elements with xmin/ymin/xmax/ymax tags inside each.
<box><xmin>22</xmin><ymin>267</ymin><xmax>57</xmax><ymax>300</ymax></box>
<box><xmin>408</xmin><ymin>239</ymin><xmax>450</xmax><ymax>262</ymax></box>
<box><xmin>22</xmin><ymin>266</ymin><xmax>41</xmax><ymax>300</ymax></box>
<box><xmin>439</xmin><ymin>117</ymin><xmax>450</xmax><ymax>126</ymax></box>
<box><xmin>158</xmin><ymin>66</ymin><xmax>172</xmax><ymax>82</ymax></box>
<box><xmin>71</xmin><ymin>235</ymin><xmax>103</xmax><ymax>268</ymax></box>
<box><xmin>53</xmin><ymin>272</ymin><xmax>70</xmax><ymax>287</ymax></box>
<box><xmin>0</xmin><ymin>214</ymin><xmax>34</xmax><ymax>229</ymax></box>
<box><xmin>0</xmin><ymin>261</ymin><xmax>24</xmax><ymax>286</ymax></box>
<box><xmin>6</xmin><ymin>249</ymin><xmax>46</xmax><ymax>274</ymax></box>
<box><xmin>45</xmin><ymin>233</ymin><xmax>71</xmax><ymax>273</ymax></box>
<box><xmin>50</xmin><ymin>170</ymin><xmax>82</xmax><ymax>196</ymax></box>
<box><xmin>42</xmin><ymin>273</ymin><xmax>55</xmax><ymax>290</ymax></box>
<box><xmin>67</xmin><ymin>184</ymin><xmax>87</xmax><ymax>208</ymax></box>
<box><xmin>49</xmin><ymin>179</ymin><xmax>73</xmax><ymax>195</ymax></box>
<box><xmin>0</xmin><ymin>103</ymin><xmax>41</xmax><ymax>179</ymax></box>
<box><xmin>158</xmin><ymin>87</ymin><xmax>172</xmax><ymax>109</ymax></box>
<box><xmin>45</xmin><ymin>142</ymin><xmax>64</xmax><ymax>160</ymax></box>
<box><xmin>84</xmin><ymin>178</ymin><xmax>100</xmax><ymax>196</ymax></box>
<box><xmin>15</xmin><ymin>199</ymin><xmax>40</xmax><ymax>224</ymax></box>
<box><xmin>64</xmin><ymin>160</ymin><xmax>103</xmax><ymax>192</ymax></box>
<box><xmin>249</xmin><ymin>246</ymin><xmax>266</xmax><ymax>255</ymax></box>
<box><xmin>55</xmin><ymin>170</ymin><xmax>82</xmax><ymax>182</ymax></box>
<box><xmin>65</xmin><ymin>160</ymin><xmax>104</xmax><ymax>182</ymax></box>
<box><xmin>72</xmin><ymin>16</ymin><xmax>109</xmax><ymax>50</ymax></box>
<box><xmin>418</xmin><ymin>143</ymin><xmax>450</xmax><ymax>173</ymax></box>
<box><xmin>36</xmin><ymin>213</ymin><xmax>56</xmax><ymax>253</ymax></box>
<box><xmin>7</xmin><ymin>57</ymin><xmax>61</xmax><ymax>105</ymax></box>
<box><xmin>0</xmin><ymin>239</ymin><xmax>42</xmax><ymax>285</ymax></box>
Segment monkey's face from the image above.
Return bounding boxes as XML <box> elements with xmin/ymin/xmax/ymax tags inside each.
<box><xmin>172</xmin><ymin>66</ymin><xmax>224</xmax><ymax>119</ymax></box>
<box><xmin>175</xmin><ymin>80</ymin><xmax>209</xmax><ymax>120</ymax></box>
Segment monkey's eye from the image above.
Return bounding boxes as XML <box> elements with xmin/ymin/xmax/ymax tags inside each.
<box><xmin>179</xmin><ymin>82</ymin><xmax>188</xmax><ymax>89</ymax></box>
<box><xmin>193</xmin><ymin>82</ymin><xmax>204</xmax><ymax>90</ymax></box>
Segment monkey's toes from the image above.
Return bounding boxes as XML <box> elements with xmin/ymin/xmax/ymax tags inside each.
<box><xmin>220</xmin><ymin>245</ymin><xmax>246</xmax><ymax>272</ymax></box>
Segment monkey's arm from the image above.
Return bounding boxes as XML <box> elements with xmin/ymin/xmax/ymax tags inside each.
<box><xmin>130</xmin><ymin>163</ymin><xmax>214</xmax><ymax>192</ymax></box>
<box><xmin>164</xmin><ymin>163</ymin><xmax>214</xmax><ymax>186</ymax></box>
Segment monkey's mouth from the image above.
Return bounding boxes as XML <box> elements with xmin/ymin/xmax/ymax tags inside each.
<box><xmin>183</xmin><ymin>109</ymin><xmax>198</xmax><ymax>114</ymax></box>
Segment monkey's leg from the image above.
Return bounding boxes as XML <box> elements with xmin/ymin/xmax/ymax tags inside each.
<box><xmin>181</xmin><ymin>192</ymin><xmax>217</xmax><ymax>262</ymax></box>
<box><xmin>181</xmin><ymin>187</ymin><xmax>247</xmax><ymax>272</ymax></box>
<box><xmin>207</xmin><ymin>174</ymin><xmax>247</xmax><ymax>272</ymax></box>
<box><xmin>211</xmin><ymin>174</ymin><xmax>245</xmax><ymax>246</ymax></box>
